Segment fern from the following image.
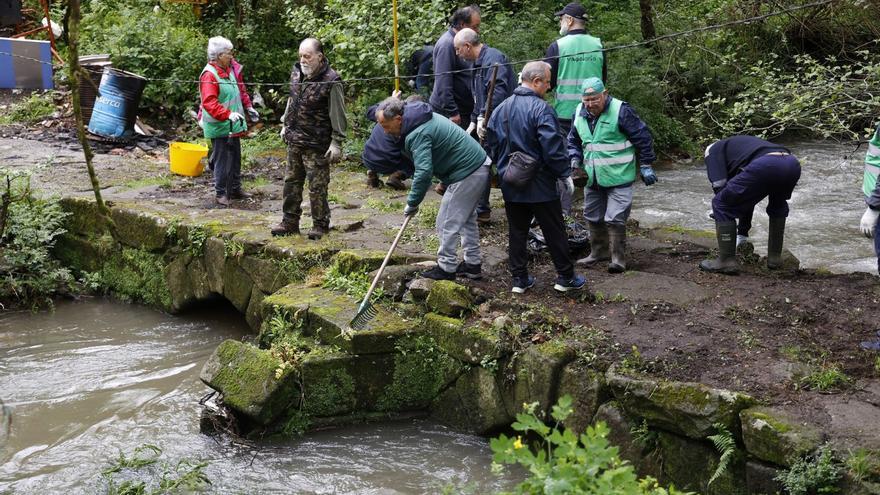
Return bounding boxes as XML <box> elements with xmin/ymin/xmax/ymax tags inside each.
<box><xmin>707</xmin><ymin>423</ymin><xmax>736</xmax><ymax>485</ymax></box>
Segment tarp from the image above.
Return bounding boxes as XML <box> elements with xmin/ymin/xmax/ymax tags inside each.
<box><xmin>0</xmin><ymin>37</ymin><xmax>53</xmax><ymax>89</ymax></box>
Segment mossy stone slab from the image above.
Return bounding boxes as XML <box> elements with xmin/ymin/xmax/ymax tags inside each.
<box><xmin>110</xmin><ymin>207</ymin><xmax>168</xmax><ymax>251</ymax></box>
<box><xmin>558</xmin><ymin>363</ymin><xmax>608</xmax><ymax>434</ymax></box>
<box><xmin>499</xmin><ymin>341</ymin><xmax>576</xmax><ymax>421</ymax></box>
<box><xmin>593</xmin><ymin>401</ymin><xmax>663</xmax><ymax>481</ymax></box>
<box><xmin>426</xmin><ymin>280</ymin><xmax>474</xmax><ymax>317</ymax></box>
<box><xmin>430</xmin><ymin>366</ymin><xmax>511</xmax><ymax>435</ymax></box>
<box><xmin>222</xmin><ymin>258</ymin><xmax>254</xmax><ymax>313</ymax></box>
<box><xmin>607</xmin><ymin>364</ymin><xmax>755</xmax><ymax>439</ymax></box>
<box><xmin>423</xmin><ymin>313</ymin><xmax>506</xmax><ymax>364</ymax></box>
<box><xmin>740</xmin><ymin>406</ymin><xmax>823</xmax><ymax>467</ymax></box>
<box><xmin>60</xmin><ymin>197</ymin><xmax>107</xmax><ymax>236</ymax></box>
<box><xmin>52</xmin><ymin>232</ymin><xmax>114</xmax><ymax>273</ymax></box>
<box><xmin>658</xmin><ymin>430</ymin><xmax>747</xmax><ymax>495</ymax></box>
<box><xmin>164</xmin><ymin>253</ymin><xmax>194</xmax><ymax>312</ymax></box>
<box><xmin>200</xmin><ymin>340</ymin><xmax>298</xmax><ymax>425</ymax></box>
<box><xmin>263</xmin><ymin>285</ymin><xmax>416</xmax><ymax>354</ymax></box>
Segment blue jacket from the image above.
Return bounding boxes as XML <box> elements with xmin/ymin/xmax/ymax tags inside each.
<box><xmin>429</xmin><ymin>28</ymin><xmax>473</xmax><ymax>119</ymax></box>
<box><xmin>704</xmin><ymin>135</ymin><xmax>789</xmax><ymax>192</ymax></box>
<box><xmin>362</xmin><ymin>104</ymin><xmax>414</xmax><ymax>176</ymax></box>
<box><xmin>486</xmin><ymin>86</ymin><xmax>571</xmax><ymax>203</ymax></box>
<box><xmin>471</xmin><ymin>45</ymin><xmax>515</xmax><ymax>124</ymax></box>
<box><xmin>567</xmin><ymin>95</ymin><xmax>656</xmax><ymax>188</ymax></box>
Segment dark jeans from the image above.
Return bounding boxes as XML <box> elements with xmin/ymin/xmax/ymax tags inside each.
<box><xmin>712</xmin><ymin>154</ymin><xmax>801</xmax><ymax>222</ymax></box>
<box><xmin>505</xmin><ymin>200</ymin><xmax>574</xmax><ymax>279</ymax></box>
<box><xmin>211</xmin><ymin>136</ymin><xmax>241</xmax><ymax>197</ymax></box>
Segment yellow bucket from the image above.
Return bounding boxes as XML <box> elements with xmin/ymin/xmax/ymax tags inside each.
<box><xmin>169</xmin><ymin>141</ymin><xmax>209</xmax><ymax>177</ymax></box>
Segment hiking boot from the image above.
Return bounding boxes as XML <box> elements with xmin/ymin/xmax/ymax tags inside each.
<box><xmin>477</xmin><ymin>211</ymin><xmax>491</xmax><ymax>224</ymax></box>
<box><xmin>271</xmin><ymin>219</ymin><xmax>300</xmax><ymax>237</ymax></box>
<box><xmin>421</xmin><ymin>265</ymin><xmax>456</xmax><ymax>281</ymax></box>
<box><xmin>307</xmin><ymin>225</ymin><xmax>329</xmax><ymax>240</ymax></box>
<box><xmin>215</xmin><ymin>195</ymin><xmax>230</xmax><ymax>207</ymax></box>
<box><xmin>229</xmin><ymin>190</ymin><xmax>253</xmax><ymax>200</ymax></box>
<box><xmin>766</xmin><ymin>217</ymin><xmax>786</xmax><ymax>269</ymax></box>
<box><xmin>576</xmin><ymin>222</ymin><xmax>610</xmax><ymax>265</ymax></box>
<box><xmin>367</xmin><ymin>170</ymin><xmax>381</xmax><ymax>188</ymax></box>
<box><xmin>455</xmin><ymin>261</ymin><xmax>482</xmax><ymax>280</ymax></box>
<box><xmin>699</xmin><ymin>221</ymin><xmax>740</xmax><ymax>274</ymax></box>
<box><xmin>512</xmin><ymin>274</ymin><xmax>535</xmax><ymax>294</ymax></box>
<box><xmin>608</xmin><ymin>223</ymin><xmax>627</xmax><ymax>274</ymax></box>
<box><xmin>385</xmin><ymin>171</ymin><xmax>408</xmax><ymax>190</ymax></box>
<box><xmin>554</xmin><ymin>274</ymin><xmax>586</xmax><ymax>292</ymax></box>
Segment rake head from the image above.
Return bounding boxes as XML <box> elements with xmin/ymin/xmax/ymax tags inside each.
<box><xmin>349</xmin><ymin>300</ymin><xmax>379</xmax><ymax>330</ymax></box>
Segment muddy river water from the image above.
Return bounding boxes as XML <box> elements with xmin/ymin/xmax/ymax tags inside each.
<box><xmin>0</xmin><ymin>300</ymin><xmax>517</xmax><ymax>494</ymax></box>
<box><xmin>632</xmin><ymin>140</ymin><xmax>876</xmax><ymax>273</ymax></box>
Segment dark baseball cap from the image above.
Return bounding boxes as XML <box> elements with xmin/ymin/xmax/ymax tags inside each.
<box><xmin>554</xmin><ymin>2</ymin><xmax>587</xmax><ymax>20</ymax></box>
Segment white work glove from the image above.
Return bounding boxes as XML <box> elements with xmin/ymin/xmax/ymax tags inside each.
<box><xmin>325</xmin><ymin>141</ymin><xmax>342</xmax><ymax>163</ymax></box>
<box><xmin>227</xmin><ymin>111</ymin><xmax>244</xmax><ymax>123</ymax></box>
<box><xmin>246</xmin><ymin>107</ymin><xmax>260</xmax><ymax>122</ymax></box>
<box><xmin>403</xmin><ymin>204</ymin><xmax>419</xmax><ymax>217</ymax></box>
<box><xmin>861</xmin><ymin>207</ymin><xmax>880</xmax><ymax>238</ymax></box>
<box><xmin>465</xmin><ymin>121</ymin><xmax>476</xmax><ymax>136</ymax></box>
<box><xmin>476</xmin><ymin>115</ymin><xmax>486</xmax><ymax>140</ymax></box>
<box><xmin>563</xmin><ymin>176</ymin><xmax>575</xmax><ymax>196</ymax></box>
<box><xmin>736</xmin><ymin>234</ymin><xmax>749</xmax><ymax>247</ymax></box>
<box><xmin>706</xmin><ymin>209</ymin><xmax>715</xmax><ymax>221</ymax></box>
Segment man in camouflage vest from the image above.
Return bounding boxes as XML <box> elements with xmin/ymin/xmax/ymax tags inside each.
<box><xmin>272</xmin><ymin>38</ymin><xmax>347</xmax><ymax>240</ymax></box>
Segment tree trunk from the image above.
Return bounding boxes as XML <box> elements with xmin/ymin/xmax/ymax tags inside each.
<box><xmin>639</xmin><ymin>0</ymin><xmax>657</xmax><ymax>43</ymax></box>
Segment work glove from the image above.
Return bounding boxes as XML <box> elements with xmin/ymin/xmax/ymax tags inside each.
<box><xmin>640</xmin><ymin>165</ymin><xmax>657</xmax><ymax>186</ymax></box>
<box><xmin>227</xmin><ymin>111</ymin><xmax>244</xmax><ymax>123</ymax></box>
<box><xmin>325</xmin><ymin>141</ymin><xmax>342</xmax><ymax>163</ymax></box>
<box><xmin>706</xmin><ymin>209</ymin><xmax>715</xmax><ymax>221</ymax></box>
<box><xmin>476</xmin><ymin>116</ymin><xmax>486</xmax><ymax>140</ymax></box>
<box><xmin>563</xmin><ymin>176</ymin><xmax>575</xmax><ymax>196</ymax></box>
<box><xmin>246</xmin><ymin>107</ymin><xmax>260</xmax><ymax>122</ymax></box>
<box><xmin>736</xmin><ymin>234</ymin><xmax>749</xmax><ymax>247</ymax></box>
<box><xmin>861</xmin><ymin>207</ymin><xmax>880</xmax><ymax>238</ymax></box>
<box><xmin>570</xmin><ymin>158</ymin><xmax>582</xmax><ymax>171</ymax></box>
<box><xmin>465</xmin><ymin>121</ymin><xmax>476</xmax><ymax>136</ymax></box>
<box><xmin>403</xmin><ymin>204</ymin><xmax>419</xmax><ymax>217</ymax></box>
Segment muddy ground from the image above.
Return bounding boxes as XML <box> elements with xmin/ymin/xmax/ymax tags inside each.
<box><xmin>5</xmin><ymin>89</ymin><xmax>880</xmax><ymax>452</ymax></box>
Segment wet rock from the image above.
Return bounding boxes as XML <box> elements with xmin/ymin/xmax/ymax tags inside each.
<box><xmin>430</xmin><ymin>366</ymin><xmax>511</xmax><ymax>435</ymax></box>
<box><xmin>164</xmin><ymin>253</ymin><xmax>194</xmax><ymax>311</ymax></box>
<box><xmin>606</xmin><ymin>364</ymin><xmax>755</xmax><ymax>439</ymax></box>
<box><xmin>423</xmin><ymin>313</ymin><xmax>506</xmax><ymax>364</ymax></box>
<box><xmin>186</xmin><ymin>257</ymin><xmax>213</xmax><ymax>300</ymax></box>
<box><xmin>407</xmin><ymin>278</ymin><xmax>434</xmax><ymax>301</ymax></box>
<box><xmin>200</xmin><ymin>340</ymin><xmax>298</xmax><ymax>425</ymax></box>
<box><xmin>245</xmin><ymin>287</ymin><xmax>267</xmax><ymax>331</ymax></box>
<box><xmin>108</xmin><ymin>208</ymin><xmax>168</xmax><ymax>250</ymax></box>
<box><xmin>499</xmin><ymin>341</ymin><xmax>576</xmax><ymax>421</ymax></box>
<box><xmin>593</xmin><ymin>401</ymin><xmax>663</xmax><ymax>481</ymax></box>
<box><xmin>740</xmin><ymin>406</ymin><xmax>823</xmax><ymax>467</ymax></box>
<box><xmin>239</xmin><ymin>255</ymin><xmax>290</xmax><ymax>294</ymax></box>
<box><xmin>367</xmin><ymin>264</ymin><xmax>423</xmax><ymax>301</ymax></box>
<box><xmin>745</xmin><ymin>460</ymin><xmax>785</xmax><ymax>495</ymax></box>
<box><xmin>426</xmin><ymin>280</ymin><xmax>473</xmax><ymax>317</ymax></box>
<box><xmin>331</xmin><ymin>249</ymin><xmax>394</xmax><ymax>275</ymax></box>
<box><xmin>657</xmin><ymin>430</ymin><xmax>747</xmax><ymax>495</ymax></box>
<box><xmin>377</xmin><ymin>334</ymin><xmax>465</xmax><ymax>412</ymax></box>
<box><xmin>222</xmin><ymin>259</ymin><xmax>254</xmax><ymax>313</ymax></box>
<box><xmin>204</xmin><ymin>238</ymin><xmax>226</xmax><ymax>294</ymax></box>
<box><xmin>557</xmin><ymin>363</ymin><xmax>608</xmax><ymax>434</ymax></box>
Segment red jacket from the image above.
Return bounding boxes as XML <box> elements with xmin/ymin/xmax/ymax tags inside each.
<box><xmin>199</xmin><ymin>60</ymin><xmax>250</xmax><ymax>137</ymax></box>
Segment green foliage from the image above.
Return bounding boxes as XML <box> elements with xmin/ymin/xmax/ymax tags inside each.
<box><xmin>88</xmin><ymin>247</ymin><xmax>172</xmax><ymax>309</ymax></box>
<box><xmin>322</xmin><ymin>262</ymin><xmax>383</xmax><ymax>300</ymax></box>
<box><xmin>415</xmin><ymin>202</ymin><xmax>440</xmax><ymax>228</ymax></box>
<box><xmin>223</xmin><ymin>238</ymin><xmax>244</xmax><ymax>258</ymax></box>
<box><xmin>0</xmin><ymin>168</ymin><xmax>73</xmax><ymax>308</ymax></box>
<box><xmin>0</xmin><ymin>91</ymin><xmax>56</xmax><ymax>124</ymax></box>
<box><xmin>184</xmin><ymin>225</ymin><xmax>209</xmax><ymax>257</ymax></box>
<box><xmin>845</xmin><ymin>448</ymin><xmax>880</xmax><ymax>483</ymax></box>
<box><xmin>240</xmin><ymin>128</ymin><xmax>285</xmax><ymax>169</ymax></box>
<box><xmin>775</xmin><ymin>445</ymin><xmax>842</xmax><ymax>495</ymax></box>
<box><xmin>379</xmin><ymin>334</ymin><xmax>463</xmax><ymax>411</ymax></box>
<box><xmin>630</xmin><ymin>419</ymin><xmax>659</xmax><ymax>454</ymax></box>
<box><xmin>101</xmin><ymin>444</ymin><xmax>210</xmax><ymax>494</ymax></box>
<box><xmin>491</xmin><ymin>395</ymin><xmax>692</xmax><ymax>495</ymax></box>
<box><xmin>799</xmin><ymin>363</ymin><xmax>851</xmax><ymax>392</ymax></box>
<box><xmin>707</xmin><ymin>423</ymin><xmax>736</xmax><ymax>486</ymax></box>
<box><xmin>365</xmin><ymin>197</ymin><xmax>404</xmax><ymax>213</ymax></box>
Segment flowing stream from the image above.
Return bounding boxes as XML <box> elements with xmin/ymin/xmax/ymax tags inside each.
<box><xmin>0</xmin><ymin>299</ymin><xmax>517</xmax><ymax>494</ymax></box>
<box><xmin>631</xmin><ymin>140</ymin><xmax>876</xmax><ymax>274</ymax></box>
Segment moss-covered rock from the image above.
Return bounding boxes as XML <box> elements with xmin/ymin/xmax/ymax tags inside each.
<box><xmin>164</xmin><ymin>253</ymin><xmax>194</xmax><ymax>311</ymax></box>
<box><xmin>52</xmin><ymin>232</ymin><xmax>114</xmax><ymax>273</ymax></box>
<box><xmin>740</xmin><ymin>406</ymin><xmax>824</xmax><ymax>467</ymax></box>
<box><xmin>204</xmin><ymin>237</ymin><xmax>226</xmax><ymax>295</ymax></box>
<box><xmin>377</xmin><ymin>334</ymin><xmax>466</xmax><ymax>411</ymax></box>
<box><xmin>245</xmin><ymin>288</ymin><xmax>267</xmax><ymax>331</ymax></box>
<box><xmin>300</xmin><ymin>353</ymin><xmax>358</xmax><ymax>416</ymax></box>
<box><xmin>593</xmin><ymin>401</ymin><xmax>663</xmax><ymax>481</ymax></box>
<box><xmin>423</xmin><ymin>313</ymin><xmax>507</xmax><ymax>364</ymax></box>
<box><xmin>262</xmin><ymin>285</ymin><xmax>416</xmax><ymax>354</ymax></box>
<box><xmin>558</xmin><ymin>363</ymin><xmax>608</xmax><ymax>434</ymax></box>
<box><xmin>110</xmin><ymin>208</ymin><xmax>168</xmax><ymax>251</ymax></box>
<box><xmin>658</xmin><ymin>430</ymin><xmax>747</xmax><ymax>494</ymax></box>
<box><xmin>59</xmin><ymin>197</ymin><xmax>107</xmax><ymax>236</ymax></box>
<box><xmin>200</xmin><ymin>340</ymin><xmax>298</xmax><ymax>425</ymax></box>
<box><xmin>745</xmin><ymin>460</ymin><xmax>785</xmax><ymax>495</ymax></box>
<box><xmin>186</xmin><ymin>256</ymin><xmax>213</xmax><ymax>300</ymax></box>
<box><xmin>368</xmin><ymin>265</ymin><xmax>424</xmax><ymax>301</ymax></box>
<box><xmin>607</xmin><ymin>364</ymin><xmax>755</xmax><ymax>439</ymax></box>
<box><xmin>499</xmin><ymin>341</ymin><xmax>576</xmax><ymax>421</ymax></box>
<box><xmin>240</xmin><ymin>255</ymin><xmax>291</xmax><ymax>294</ymax></box>
<box><xmin>97</xmin><ymin>247</ymin><xmax>173</xmax><ymax>311</ymax></box>
<box><xmin>426</xmin><ymin>280</ymin><xmax>474</xmax><ymax>317</ymax></box>
<box><xmin>330</xmin><ymin>249</ymin><xmax>391</xmax><ymax>275</ymax></box>
<box><xmin>222</xmin><ymin>258</ymin><xmax>254</xmax><ymax>313</ymax></box>
<box><xmin>431</xmin><ymin>366</ymin><xmax>511</xmax><ymax>435</ymax></box>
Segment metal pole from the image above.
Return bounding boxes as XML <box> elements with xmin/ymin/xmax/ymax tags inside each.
<box><xmin>392</xmin><ymin>0</ymin><xmax>400</xmax><ymax>92</ymax></box>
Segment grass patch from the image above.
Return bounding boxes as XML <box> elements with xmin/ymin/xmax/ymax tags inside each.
<box><xmin>243</xmin><ymin>176</ymin><xmax>270</xmax><ymax>189</ymax></box>
<box><xmin>365</xmin><ymin>197</ymin><xmax>403</xmax><ymax>213</ymax></box>
<box><xmin>0</xmin><ymin>91</ymin><xmax>56</xmax><ymax>124</ymax></box>
<box><xmin>799</xmin><ymin>362</ymin><xmax>851</xmax><ymax>391</ymax></box>
<box><xmin>241</xmin><ymin>128</ymin><xmax>285</xmax><ymax>169</ymax></box>
<box><xmin>121</xmin><ymin>174</ymin><xmax>174</xmax><ymax>190</ymax></box>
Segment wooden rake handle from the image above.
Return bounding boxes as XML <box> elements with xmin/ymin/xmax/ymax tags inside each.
<box><xmin>358</xmin><ymin>214</ymin><xmax>413</xmax><ymax>309</ymax></box>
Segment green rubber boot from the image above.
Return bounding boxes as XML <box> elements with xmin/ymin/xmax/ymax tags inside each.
<box><xmin>577</xmin><ymin>222</ymin><xmax>610</xmax><ymax>266</ymax></box>
<box><xmin>608</xmin><ymin>223</ymin><xmax>627</xmax><ymax>274</ymax></box>
<box><xmin>767</xmin><ymin>217</ymin><xmax>786</xmax><ymax>269</ymax></box>
<box><xmin>700</xmin><ymin>221</ymin><xmax>739</xmax><ymax>275</ymax></box>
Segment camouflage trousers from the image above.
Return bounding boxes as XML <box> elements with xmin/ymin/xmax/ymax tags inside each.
<box><xmin>283</xmin><ymin>146</ymin><xmax>331</xmax><ymax>228</ymax></box>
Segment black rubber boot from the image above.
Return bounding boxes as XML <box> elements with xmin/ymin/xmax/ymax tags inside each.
<box><xmin>766</xmin><ymin>217</ymin><xmax>786</xmax><ymax>269</ymax></box>
<box><xmin>700</xmin><ymin>221</ymin><xmax>739</xmax><ymax>274</ymax></box>
<box><xmin>608</xmin><ymin>224</ymin><xmax>627</xmax><ymax>274</ymax></box>
<box><xmin>577</xmin><ymin>222</ymin><xmax>610</xmax><ymax>265</ymax></box>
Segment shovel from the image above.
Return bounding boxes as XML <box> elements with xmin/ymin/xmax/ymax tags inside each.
<box><xmin>349</xmin><ymin>214</ymin><xmax>413</xmax><ymax>330</ymax></box>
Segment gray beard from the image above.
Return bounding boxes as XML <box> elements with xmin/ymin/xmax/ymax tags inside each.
<box><xmin>301</xmin><ymin>64</ymin><xmax>315</xmax><ymax>77</ymax></box>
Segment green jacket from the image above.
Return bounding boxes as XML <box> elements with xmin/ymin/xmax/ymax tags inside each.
<box><xmin>200</xmin><ymin>64</ymin><xmax>246</xmax><ymax>139</ymax></box>
<box><xmin>864</xmin><ymin>126</ymin><xmax>880</xmax><ymax>197</ymax></box>
<box><xmin>404</xmin><ymin>113</ymin><xmax>487</xmax><ymax>207</ymax></box>
<box><xmin>573</xmin><ymin>98</ymin><xmax>637</xmax><ymax>188</ymax></box>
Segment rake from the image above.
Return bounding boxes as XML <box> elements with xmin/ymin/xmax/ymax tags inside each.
<box><xmin>349</xmin><ymin>214</ymin><xmax>413</xmax><ymax>330</ymax></box>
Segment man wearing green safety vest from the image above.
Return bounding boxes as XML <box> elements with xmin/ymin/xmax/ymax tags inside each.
<box><xmin>545</xmin><ymin>2</ymin><xmax>606</xmax><ymax>215</ymax></box>
<box><xmin>567</xmin><ymin>77</ymin><xmax>657</xmax><ymax>274</ymax></box>
<box><xmin>859</xmin><ymin>125</ymin><xmax>880</xmax><ymax>275</ymax></box>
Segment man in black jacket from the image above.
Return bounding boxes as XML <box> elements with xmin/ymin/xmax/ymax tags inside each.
<box><xmin>429</xmin><ymin>5</ymin><xmax>480</xmax><ymax>130</ymax></box>
<box><xmin>486</xmin><ymin>61</ymin><xmax>585</xmax><ymax>294</ymax></box>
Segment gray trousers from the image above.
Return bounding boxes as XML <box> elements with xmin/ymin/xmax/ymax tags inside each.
<box><xmin>436</xmin><ymin>160</ymin><xmax>490</xmax><ymax>272</ymax></box>
<box><xmin>584</xmin><ymin>184</ymin><xmax>633</xmax><ymax>225</ymax></box>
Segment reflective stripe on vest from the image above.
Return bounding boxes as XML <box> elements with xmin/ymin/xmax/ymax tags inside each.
<box><xmin>864</xmin><ymin>127</ymin><xmax>880</xmax><ymax>197</ymax></box>
<box><xmin>200</xmin><ymin>64</ymin><xmax>247</xmax><ymax>139</ymax></box>
<box><xmin>552</xmin><ymin>34</ymin><xmax>603</xmax><ymax>120</ymax></box>
<box><xmin>573</xmin><ymin>98</ymin><xmax>637</xmax><ymax>188</ymax></box>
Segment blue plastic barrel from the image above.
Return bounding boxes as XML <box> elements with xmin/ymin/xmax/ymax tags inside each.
<box><xmin>87</xmin><ymin>68</ymin><xmax>147</xmax><ymax>139</ymax></box>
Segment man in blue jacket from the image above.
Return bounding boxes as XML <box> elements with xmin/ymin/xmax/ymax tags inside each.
<box><xmin>430</xmin><ymin>5</ymin><xmax>480</xmax><ymax>130</ymax></box>
<box><xmin>362</xmin><ymin>93</ymin><xmax>417</xmax><ymax>190</ymax></box>
<box><xmin>376</xmin><ymin>97</ymin><xmax>491</xmax><ymax>281</ymax></box>
<box><xmin>486</xmin><ymin>61</ymin><xmax>586</xmax><ymax>294</ymax></box>
<box><xmin>701</xmin><ymin>135</ymin><xmax>801</xmax><ymax>274</ymax></box>
<box><xmin>453</xmin><ymin>27</ymin><xmax>515</xmax><ymax>224</ymax></box>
